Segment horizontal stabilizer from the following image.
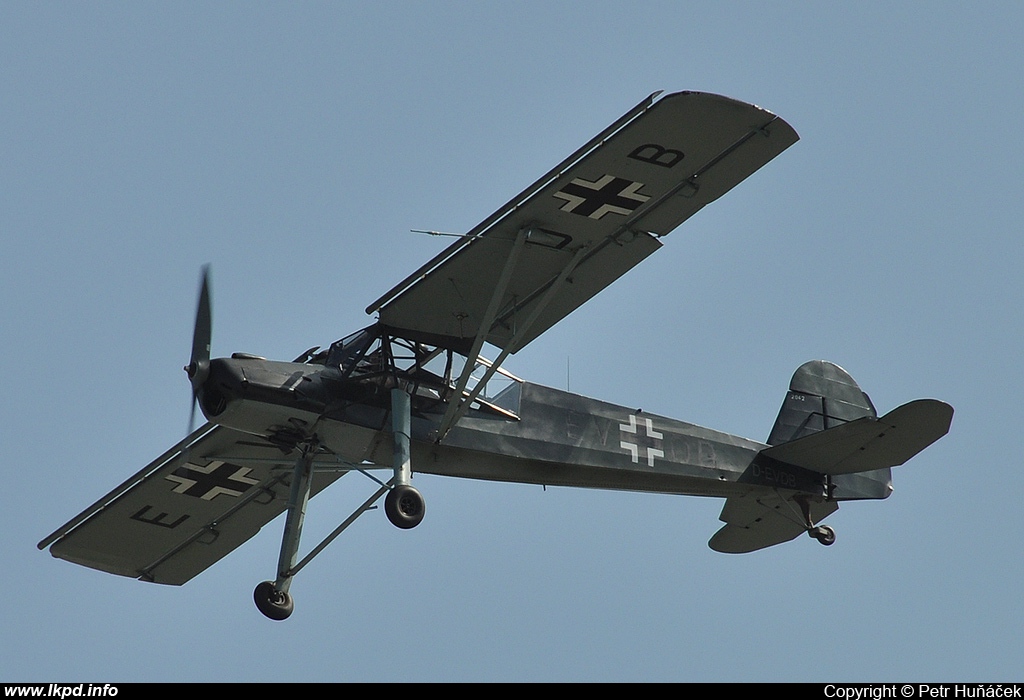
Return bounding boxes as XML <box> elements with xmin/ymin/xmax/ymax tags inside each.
<box><xmin>709</xmin><ymin>493</ymin><xmax>837</xmax><ymax>553</ymax></box>
<box><xmin>760</xmin><ymin>399</ymin><xmax>953</xmax><ymax>476</ymax></box>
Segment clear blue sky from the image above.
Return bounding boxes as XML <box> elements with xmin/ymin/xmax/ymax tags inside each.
<box><xmin>3</xmin><ymin>2</ymin><xmax>1021</xmax><ymax>682</ymax></box>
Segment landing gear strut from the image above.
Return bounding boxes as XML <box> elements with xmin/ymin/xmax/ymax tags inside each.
<box><xmin>386</xmin><ymin>388</ymin><xmax>425</xmax><ymax>530</ymax></box>
<box><xmin>253</xmin><ymin>437</ymin><xmax>319</xmax><ymax>621</ymax></box>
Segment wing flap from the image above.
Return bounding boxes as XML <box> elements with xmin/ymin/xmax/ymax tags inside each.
<box><xmin>375</xmin><ymin>91</ymin><xmax>798</xmax><ymax>353</ymax></box>
<box><xmin>759</xmin><ymin>399</ymin><xmax>954</xmax><ymax>476</ymax></box>
<box><xmin>709</xmin><ymin>492</ymin><xmax>838</xmax><ymax>554</ymax></box>
<box><xmin>41</xmin><ymin>425</ymin><xmax>349</xmax><ymax>585</ymax></box>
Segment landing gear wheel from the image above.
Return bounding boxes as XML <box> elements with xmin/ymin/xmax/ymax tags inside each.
<box><xmin>385</xmin><ymin>484</ymin><xmax>425</xmax><ymax>529</ymax></box>
<box><xmin>810</xmin><ymin>525</ymin><xmax>836</xmax><ymax>546</ymax></box>
<box><xmin>253</xmin><ymin>580</ymin><xmax>294</xmax><ymax>620</ymax></box>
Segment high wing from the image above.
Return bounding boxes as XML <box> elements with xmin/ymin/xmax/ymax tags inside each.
<box><xmin>38</xmin><ymin>424</ymin><xmax>349</xmax><ymax>585</ymax></box>
<box><xmin>368</xmin><ymin>91</ymin><xmax>799</xmax><ymax>355</ymax></box>
<box><xmin>709</xmin><ymin>492</ymin><xmax>838</xmax><ymax>554</ymax></box>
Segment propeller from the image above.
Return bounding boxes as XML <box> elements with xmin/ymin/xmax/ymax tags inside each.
<box><xmin>184</xmin><ymin>265</ymin><xmax>212</xmax><ymax>435</ymax></box>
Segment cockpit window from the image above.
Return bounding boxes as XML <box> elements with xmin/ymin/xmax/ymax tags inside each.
<box><xmin>325</xmin><ymin>328</ymin><xmax>376</xmax><ymax>375</ymax></box>
<box><xmin>319</xmin><ymin>323</ymin><xmax>521</xmax><ymax>420</ymax></box>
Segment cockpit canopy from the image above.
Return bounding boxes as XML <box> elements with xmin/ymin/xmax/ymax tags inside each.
<box><xmin>312</xmin><ymin>323</ymin><xmax>521</xmax><ymax>419</ymax></box>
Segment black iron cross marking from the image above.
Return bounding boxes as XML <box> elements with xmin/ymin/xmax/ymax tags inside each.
<box><xmin>166</xmin><ymin>460</ymin><xmax>260</xmax><ymax>500</ymax></box>
<box><xmin>553</xmin><ymin>175</ymin><xmax>650</xmax><ymax>220</ymax></box>
<box><xmin>619</xmin><ymin>414</ymin><xmax>664</xmax><ymax>467</ymax></box>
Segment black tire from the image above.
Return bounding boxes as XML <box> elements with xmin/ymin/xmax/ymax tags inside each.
<box><xmin>254</xmin><ymin>580</ymin><xmax>294</xmax><ymax>621</ymax></box>
<box><xmin>385</xmin><ymin>484</ymin><xmax>425</xmax><ymax>529</ymax></box>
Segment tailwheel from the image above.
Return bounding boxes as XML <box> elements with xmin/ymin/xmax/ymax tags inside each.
<box><xmin>254</xmin><ymin>580</ymin><xmax>294</xmax><ymax>621</ymax></box>
<box><xmin>385</xmin><ymin>484</ymin><xmax>425</xmax><ymax>529</ymax></box>
<box><xmin>810</xmin><ymin>525</ymin><xmax>836</xmax><ymax>546</ymax></box>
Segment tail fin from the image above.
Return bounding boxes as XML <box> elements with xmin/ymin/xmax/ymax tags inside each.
<box><xmin>762</xmin><ymin>360</ymin><xmax>953</xmax><ymax>500</ymax></box>
<box><xmin>766</xmin><ymin>360</ymin><xmax>876</xmax><ymax>446</ymax></box>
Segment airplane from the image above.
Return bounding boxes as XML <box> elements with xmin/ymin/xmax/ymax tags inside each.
<box><xmin>39</xmin><ymin>91</ymin><xmax>953</xmax><ymax>620</ymax></box>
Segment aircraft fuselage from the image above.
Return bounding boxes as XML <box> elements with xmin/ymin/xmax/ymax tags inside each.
<box><xmin>200</xmin><ymin>354</ymin><xmax>838</xmax><ymax>503</ymax></box>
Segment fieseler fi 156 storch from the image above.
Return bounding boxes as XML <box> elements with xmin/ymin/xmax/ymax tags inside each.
<box><xmin>40</xmin><ymin>91</ymin><xmax>953</xmax><ymax>620</ymax></box>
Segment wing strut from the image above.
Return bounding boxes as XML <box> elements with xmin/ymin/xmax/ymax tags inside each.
<box><xmin>435</xmin><ymin>227</ymin><xmax>528</xmax><ymax>435</ymax></box>
<box><xmin>437</xmin><ymin>240</ymin><xmax>589</xmax><ymax>440</ymax></box>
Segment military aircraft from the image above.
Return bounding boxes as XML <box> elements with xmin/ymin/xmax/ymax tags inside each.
<box><xmin>39</xmin><ymin>91</ymin><xmax>953</xmax><ymax>620</ymax></box>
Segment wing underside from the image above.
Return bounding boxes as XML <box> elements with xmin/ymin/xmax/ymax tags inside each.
<box><xmin>39</xmin><ymin>424</ymin><xmax>351</xmax><ymax>585</ymax></box>
<box><xmin>371</xmin><ymin>91</ymin><xmax>799</xmax><ymax>354</ymax></box>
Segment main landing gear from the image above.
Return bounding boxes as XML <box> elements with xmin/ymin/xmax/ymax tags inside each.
<box><xmin>253</xmin><ymin>436</ymin><xmax>319</xmax><ymax>621</ymax></box>
<box><xmin>384</xmin><ymin>388</ymin><xmax>425</xmax><ymax>530</ymax></box>
<box><xmin>254</xmin><ymin>388</ymin><xmax>426</xmax><ymax>620</ymax></box>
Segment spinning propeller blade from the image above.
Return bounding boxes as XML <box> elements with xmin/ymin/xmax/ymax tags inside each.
<box><xmin>185</xmin><ymin>265</ymin><xmax>212</xmax><ymax>434</ymax></box>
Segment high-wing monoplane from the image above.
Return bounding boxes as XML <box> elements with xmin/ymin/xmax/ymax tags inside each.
<box><xmin>40</xmin><ymin>91</ymin><xmax>953</xmax><ymax>620</ymax></box>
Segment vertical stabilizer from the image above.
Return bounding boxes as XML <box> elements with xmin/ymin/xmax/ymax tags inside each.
<box><xmin>767</xmin><ymin>360</ymin><xmax>876</xmax><ymax>446</ymax></box>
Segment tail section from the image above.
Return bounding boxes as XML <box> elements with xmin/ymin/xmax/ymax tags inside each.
<box><xmin>709</xmin><ymin>361</ymin><xmax>953</xmax><ymax>554</ymax></box>
<box><xmin>762</xmin><ymin>360</ymin><xmax>953</xmax><ymax>500</ymax></box>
